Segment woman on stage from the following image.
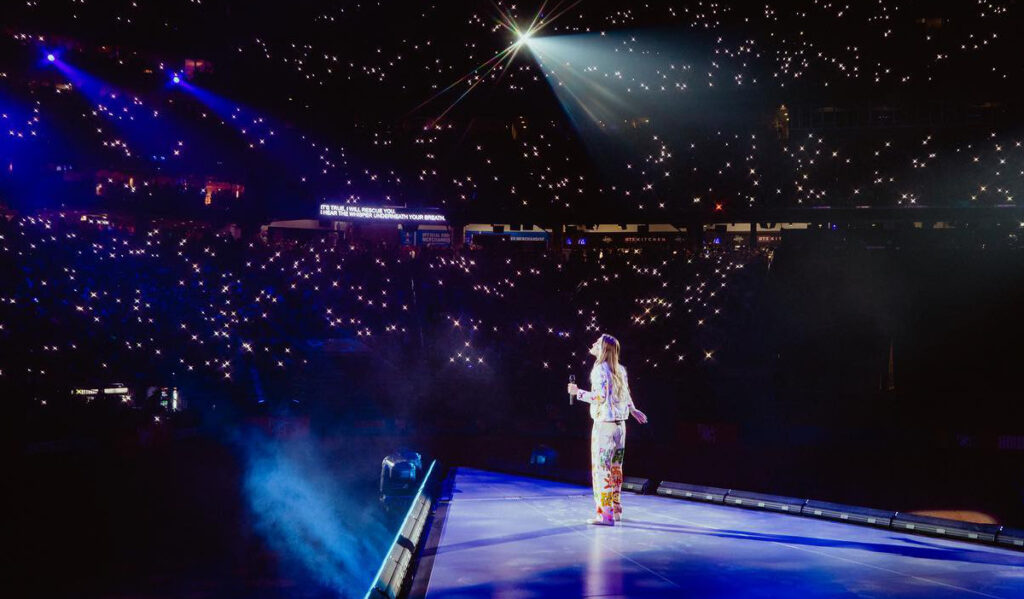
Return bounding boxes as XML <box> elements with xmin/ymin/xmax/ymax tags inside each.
<box><xmin>568</xmin><ymin>334</ymin><xmax>648</xmax><ymax>525</ymax></box>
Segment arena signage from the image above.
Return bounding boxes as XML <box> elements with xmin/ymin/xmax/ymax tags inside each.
<box><xmin>465</xmin><ymin>231</ymin><xmax>550</xmax><ymax>244</ymax></box>
<box><xmin>319</xmin><ymin>203</ymin><xmax>445</xmax><ymax>223</ymax></box>
<box><xmin>402</xmin><ymin>230</ymin><xmax>452</xmax><ymax>247</ymax></box>
<box><xmin>573</xmin><ymin>233</ymin><xmax>685</xmax><ymax>246</ymax></box>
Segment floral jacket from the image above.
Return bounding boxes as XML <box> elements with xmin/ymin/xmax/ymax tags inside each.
<box><xmin>579</xmin><ymin>362</ymin><xmax>634</xmax><ymax>422</ymax></box>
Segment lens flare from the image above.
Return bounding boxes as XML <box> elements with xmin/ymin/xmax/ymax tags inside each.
<box><xmin>412</xmin><ymin>0</ymin><xmax>581</xmax><ymax>127</ymax></box>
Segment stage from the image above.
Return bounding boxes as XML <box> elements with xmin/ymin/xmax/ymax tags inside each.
<box><xmin>412</xmin><ymin>468</ymin><xmax>1024</xmax><ymax>598</ymax></box>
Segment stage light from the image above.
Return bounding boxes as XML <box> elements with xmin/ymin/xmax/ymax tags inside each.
<box><xmin>366</xmin><ymin>460</ymin><xmax>437</xmax><ymax>599</ymax></box>
<box><xmin>803</xmin><ymin>500</ymin><xmax>893</xmax><ymax>528</ymax></box>
<box><xmin>997</xmin><ymin>526</ymin><xmax>1024</xmax><ymax>548</ymax></box>
<box><xmin>658</xmin><ymin>481</ymin><xmax>730</xmax><ymax>503</ymax></box>
<box><xmin>46</xmin><ymin>53</ymin><xmax>56</xmax><ymax>62</ymax></box>
<box><xmin>514</xmin><ymin>26</ymin><xmax>535</xmax><ymax>48</ymax></box>
<box><xmin>379</xmin><ymin>448</ymin><xmax>423</xmax><ymax>506</ymax></box>
<box><xmin>530</xmin><ymin>444</ymin><xmax>557</xmax><ymax>466</ymax></box>
<box><xmin>622</xmin><ymin>476</ymin><xmax>651</xmax><ymax>494</ymax></box>
<box><xmin>172</xmin><ymin>73</ymin><xmax>181</xmax><ymax>84</ymax></box>
<box><xmin>725</xmin><ymin>489</ymin><xmax>806</xmax><ymax>514</ymax></box>
<box><xmin>892</xmin><ymin>512</ymin><xmax>1000</xmax><ymax>543</ymax></box>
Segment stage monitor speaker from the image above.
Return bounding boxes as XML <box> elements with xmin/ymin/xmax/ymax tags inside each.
<box><xmin>657</xmin><ymin>481</ymin><xmax>729</xmax><ymax>504</ymax></box>
<box><xmin>566</xmin><ymin>225</ymin><xmax>579</xmax><ymax>234</ymax></box>
<box><xmin>509</xmin><ymin>224</ymin><xmax>522</xmax><ymax>231</ymax></box>
<box><xmin>492</xmin><ymin>225</ymin><xmax>505</xmax><ymax>233</ymax></box>
<box><xmin>802</xmin><ymin>500</ymin><xmax>894</xmax><ymax>528</ymax></box>
<box><xmin>891</xmin><ymin>513</ymin><xmax>1000</xmax><ymax>543</ymax></box>
<box><xmin>995</xmin><ymin>526</ymin><xmax>1024</xmax><ymax>550</ymax></box>
<box><xmin>637</xmin><ymin>224</ymin><xmax>650</xmax><ymax>234</ymax></box>
<box><xmin>622</xmin><ymin>476</ymin><xmax>650</xmax><ymax>494</ymax></box>
<box><xmin>725</xmin><ymin>489</ymin><xmax>806</xmax><ymax>514</ymax></box>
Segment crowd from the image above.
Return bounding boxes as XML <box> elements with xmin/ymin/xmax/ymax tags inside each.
<box><xmin>1</xmin><ymin>1</ymin><xmax>1023</xmax><ymax>219</ymax></box>
<box><xmin>0</xmin><ymin>212</ymin><xmax>767</xmax><ymax>442</ymax></box>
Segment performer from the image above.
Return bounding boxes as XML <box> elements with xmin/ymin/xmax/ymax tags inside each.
<box><xmin>568</xmin><ymin>334</ymin><xmax>648</xmax><ymax>525</ymax></box>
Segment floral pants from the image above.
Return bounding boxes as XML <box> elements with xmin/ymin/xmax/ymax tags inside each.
<box><xmin>591</xmin><ymin>420</ymin><xmax>626</xmax><ymax>521</ymax></box>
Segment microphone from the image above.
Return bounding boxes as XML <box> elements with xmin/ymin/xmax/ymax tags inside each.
<box><xmin>568</xmin><ymin>374</ymin><xmax>575</xmax><ymax>406</ymax></box>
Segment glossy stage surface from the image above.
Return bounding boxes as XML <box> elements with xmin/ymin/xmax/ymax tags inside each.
<box><xmin>418</xmin><ymin>468</ymin><xmax>1024</xmax><ymax>598</ymax></box>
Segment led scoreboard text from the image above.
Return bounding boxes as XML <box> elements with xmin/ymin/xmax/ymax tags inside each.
<box><xmin>319</xmin><ymin>204</ymin><xmax>445</xmax><ymax>223</ymax></box>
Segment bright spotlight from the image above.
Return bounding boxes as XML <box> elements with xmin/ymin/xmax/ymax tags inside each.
<box><xmin>515</xmin><ymin>28</ymin><xmax>535</xmax><ymax>47</ymax></box>
<box><xmin>171</xmin><ymin>73</ymin><xmax>181</xmax><ymax>84</ymax></box>
<box><xmin>46</xmin><ymin>53</ymin><xmax>56</xmax><ymax>62</ymax></box>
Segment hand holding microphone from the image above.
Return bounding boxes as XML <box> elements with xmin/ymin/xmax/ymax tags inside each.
<box><xmin>568</xmin><ymin>374</ymin><xmax>577</xmax><ymax>405</ymax></box>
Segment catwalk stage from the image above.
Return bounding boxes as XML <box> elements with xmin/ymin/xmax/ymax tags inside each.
<box><xmin>411</xmin><ymin>468</ymin><xmax>1024</xmax><ymax>598</ymax></box>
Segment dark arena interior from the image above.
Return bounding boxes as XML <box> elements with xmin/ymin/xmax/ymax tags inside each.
<box><xmin>5</xmin><ymin>2</ymin><xmax>1024</xmax><ymax>597</ymax></box>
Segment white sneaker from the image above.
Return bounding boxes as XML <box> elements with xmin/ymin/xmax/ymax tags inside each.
<box><xmin>587</xmin><ymin>517</ymin><xmax>615</xmax><ymax>526</ymax></box>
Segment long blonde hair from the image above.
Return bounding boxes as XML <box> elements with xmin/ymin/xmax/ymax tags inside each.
<box><xmin>595</xmin><ymin>334</ymin><xmax>625</xmax><ymax>400</ymax></box>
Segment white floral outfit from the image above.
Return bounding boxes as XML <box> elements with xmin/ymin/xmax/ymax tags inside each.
<box><xmin>578</xmin><ymin>363</ymin><xmax>634</xmax><ymax>522</ymax></box>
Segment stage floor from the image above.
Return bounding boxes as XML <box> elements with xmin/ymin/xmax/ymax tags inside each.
<box><xmin>416</xmin><ymin>468</ymin><xmax>1024</xmax><ymax>598</ymax></box>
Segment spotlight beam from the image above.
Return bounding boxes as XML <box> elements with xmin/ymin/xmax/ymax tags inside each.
<box><xmin>411</xmin><ymin>0</ymin><xmax>581</xmax><ymax>125</ymax></box>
